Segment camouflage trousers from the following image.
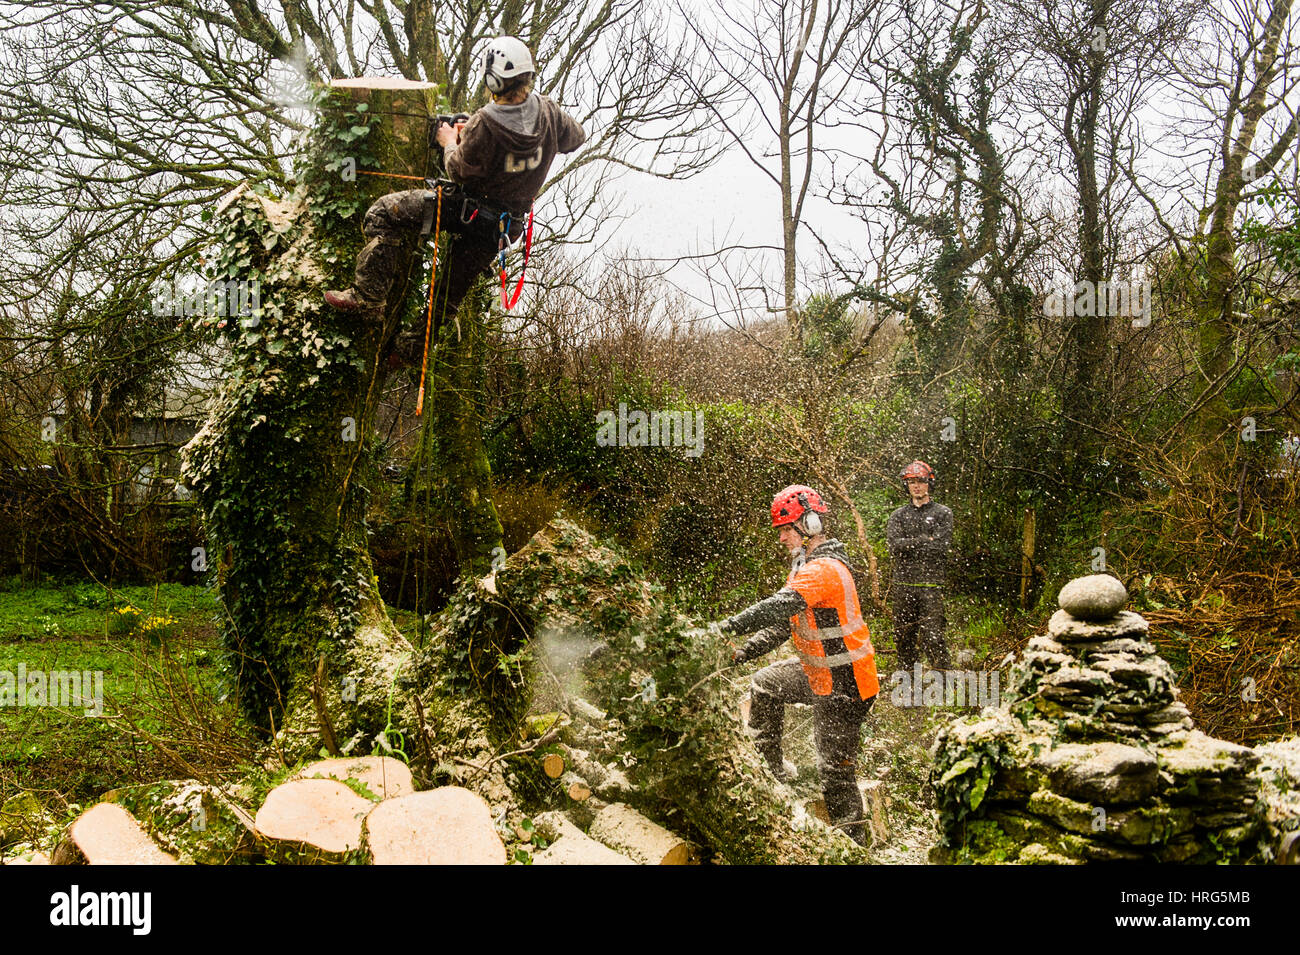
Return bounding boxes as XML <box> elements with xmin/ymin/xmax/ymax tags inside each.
<box><xmin>350</xmin><ymin>188</ymin><xmax>522</xmax><ymax>318</ymax></box>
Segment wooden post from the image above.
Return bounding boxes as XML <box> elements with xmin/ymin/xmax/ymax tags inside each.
<box><xmin>1019</xmin><ymin>506</ymin><xmax>1036</xmax><ymax>610</ymax></box>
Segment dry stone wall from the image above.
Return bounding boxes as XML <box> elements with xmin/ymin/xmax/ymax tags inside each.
<box><xmin>932</xmin><ymin>575</ymin><xmax>1300</xmax><ymax>864</ymax></box>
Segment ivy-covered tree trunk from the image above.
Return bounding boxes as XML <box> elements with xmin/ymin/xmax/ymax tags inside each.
<box><xmin>416</xmin><ymin>283</ymin><xmax>505</xmax><ymax>578</ymax></box>
<box><xmin>181</xmin><ymin>80</ymin><xmax>443</xmax><ymax>742</ymax></box>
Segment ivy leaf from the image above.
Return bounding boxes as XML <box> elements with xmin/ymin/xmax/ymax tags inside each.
<box><xmin>937</xmin><ymin>757</ymin><xmax>977</xmax><ymax>787</ymax></box>
<box><xmin>969</xmin><ymin>767</ymin><xmax>991</xmax><ymax>809</ymax></box>
<box><xmin>266</xmin><ymin>339</ymin><xmax>287</xmax><ymax>355</ymax></box>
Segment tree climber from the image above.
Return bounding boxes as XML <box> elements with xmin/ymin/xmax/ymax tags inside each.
<box><xmin>885</xmin><ymin>460</ymin><xmax>953</xmax><ymax>671</ymax></box>
<box><xmin>712</xmin><ymin>485</ymin><xmax>880</xmax><ymax>846</ymax></box>
<box><xmin>324</xmin><ymin>36</ymin><xmax>586</xmax><ymax>366</ymax></box>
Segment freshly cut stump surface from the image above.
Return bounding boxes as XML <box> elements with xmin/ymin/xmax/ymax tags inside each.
<box><xmin>294</xmin><ymin>756</ymin><xmax>414</xmax><ymax>799</ymax></box>
<box><xmin>52</xmin><ymin>803</ymin><xmax>179</xmax><ymax>865</ymax></box>
<box><xmin>363</xmin><ymin>787</ymin><xmax>505</xmax><ymax>865</ymax></box>
<box><xmin>254</xmin><ymin>779</ymin><xmax>374</xmax><ymax>862</ymax></box>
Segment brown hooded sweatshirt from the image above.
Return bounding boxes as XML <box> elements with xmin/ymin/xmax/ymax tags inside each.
<box><xmin>445</xmin><ymin>93</ymin><xmax>586</xmax><ymax>215</ymax></box>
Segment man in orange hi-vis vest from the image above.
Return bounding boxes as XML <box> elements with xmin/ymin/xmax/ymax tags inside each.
<box><xmin>713</xmin><ymin>485</ymin><xmax>879</xmax><ymax>846</ymax></box>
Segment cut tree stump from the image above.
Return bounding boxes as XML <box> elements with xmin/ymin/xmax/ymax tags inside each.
<box><xmin>588</xmin><ymin>803</ymin><xmax>698</xmax><ymax>865</ymax></box>
<box><xmin>4</xmin><ymin>850</ymin><xmax>50</xmax><ymax>865</ymax></box>
<box><xmin>254</xmin><ymin>779</ymin><xmax>373</xmax><ymax>863</ymax></box>
<box><xmin>531</xmin><ymin>813</ymin><xmax>635</xmax><ymax>866</ymax></box>
<box><xmin>362</xmin><ymin>787</ymin><xmax>505</xmax><ymax>865</ymax></box>
<box><xmin>51</xmin><ymin>803</ymin><xmax>179</xmax><ymax>865</ymax></box>
<box><xmin>860</xmin><ymin>779</ymin><xmax>890</xmax><ymax>845</ymax></box>
<box><xmin>294</xmin><ymin>756</ymin><xmax>414</xmax><ymax>800</ymax></box>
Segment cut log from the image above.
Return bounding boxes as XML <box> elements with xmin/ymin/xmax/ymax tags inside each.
<box><xmin>330</xmin><ymin>77</ymin><xmax>438</xmax><ymax>90</ymax></box>
<box><xmin>254</xmin><ymin>779</ymin><xmax>373</xmax><ymax>863</ymax></box>
<box><xmin>293</xmin><ymin>756</ymin><xmax>414</xmax><ymax>799</ymax></box>
<box><xmin>588</xmin><ymin>803</ymin><xmax>698</xmax><ymax>865</ymax></box>
<box><xmin>51</xmin><ymin>803</ymin><xmax>179</xmax><ymax>865</ymax></box>
<box><xmin>562</xmin><ymin>772</ymin><xmax>592</xmax><ymax>802</ymax></box>
<box><xmin>541</xmin><ymin>752</ymin><xmax>566</xmax><ymax>779</ymax></box>
<box><xmin>531</xmin><ymin>814</ymin><xmax>636</xmax><ymax>866</ymax></box>
<box><xmin>104</xmin><ymin>779</ymin><xmax>260</xmax><ymax>865</ymax></box>
<box><xmin>362</xmin><ymin>787</ymin><xmax>504</xmax><ymax>865</ymax></box>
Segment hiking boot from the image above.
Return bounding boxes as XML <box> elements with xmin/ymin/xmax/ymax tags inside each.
<box><xmin>770</xmin><ymin>758</ymin><xmax>798</xmax><ymax>782</ymax></box>
<box><xmin>758</xmin><ymin>746</ymin><xmax>797</xmax><ymax>782</ymax></box>
<box><xmin>324</xmin><ymin>288</ymin><xmax>382</xmax><ymax>312</ymax></box>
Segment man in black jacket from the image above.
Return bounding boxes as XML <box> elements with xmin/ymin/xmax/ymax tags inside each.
<box><xmin>324</xmin><ymin>37</ymin><xmax>585</xmax><ymax>366</ymax></box>
<box><xmin>886</xmin><ymin>460</ymin><xmax>953</xmax><ymax>670</ymax></box>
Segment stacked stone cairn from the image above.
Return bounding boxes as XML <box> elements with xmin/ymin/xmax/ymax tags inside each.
<box><xmin>932</xmin><ymin>574</ymin><xmax>1300</xmax><ymax>864</ymax></box>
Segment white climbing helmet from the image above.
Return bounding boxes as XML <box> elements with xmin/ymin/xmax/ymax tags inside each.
<box><xmin>475</xmin><ymin>36</ymin><xmax>535</xmax><ymax>93</ymax></box>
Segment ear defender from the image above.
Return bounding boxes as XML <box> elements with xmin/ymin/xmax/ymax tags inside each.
<box><xmin>797</xmin><ymin>492</ymin><xmax>823</xmax><ymax>536</ymax></box>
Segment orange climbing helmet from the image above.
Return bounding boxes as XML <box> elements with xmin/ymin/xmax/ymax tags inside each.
<box><xmin>900</xmin><ymin>460</ymin><xmax>935</xmax><ymax>485</ymax></box>
<box><xmin>771</xmin><ymin>485</ymin><xmax>828</xmax><ymax>531</ymax></box>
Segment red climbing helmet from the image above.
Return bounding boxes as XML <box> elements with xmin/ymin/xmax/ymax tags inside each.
<box><xmin>771</xmin><ymin>485</ymin><xmax>828</xmax><ymax>529</ymax></box>
<box><xmin>900</xmin><ymin>460</ymin><xmax>935</xmax><ymax>484</ymax></box>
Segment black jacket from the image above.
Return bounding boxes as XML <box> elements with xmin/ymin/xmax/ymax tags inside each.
<box><xmin>885</xmin><ymin>500</ymin><xmax>952</xmax><ymax>586</ymax></box>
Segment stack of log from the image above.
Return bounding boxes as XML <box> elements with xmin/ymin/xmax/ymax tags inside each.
<box><xmin>2</xmin><ymin>753</ymin><xmax>699</xmax><ymax>866</ymax></box>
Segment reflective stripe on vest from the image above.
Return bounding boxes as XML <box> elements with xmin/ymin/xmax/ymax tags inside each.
<box><xmin>796</xmin><ymin>641</ymin><xmax>876</xmax><ymax>669</ymax></box>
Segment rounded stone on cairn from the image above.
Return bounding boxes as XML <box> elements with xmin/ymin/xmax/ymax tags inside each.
<box><xmin>1058</xmin><ymin>574</ymin><xmax>1128</xmax><ymax>621</ymax></box>
<box><xmin>254</xmin><ymin>779</ymin><xmax>374</xmax><ymax>863</ymax></box>
<box><xmin>362</xmin><ymin>787</ymin><xmax>505</xmax><ymax>865</ymax></box>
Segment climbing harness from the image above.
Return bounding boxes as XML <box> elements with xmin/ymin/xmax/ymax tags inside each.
<box><xmin>355</xmin><ymin>166</ymin><xmax>535</xmax><ymax>405</ymax></box>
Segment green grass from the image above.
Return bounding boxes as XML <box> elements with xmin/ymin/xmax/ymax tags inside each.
<box><xmin>0</xmin><ymin>576</ymin><xmax>220</xmax><ymax>641</ymax></box>
<box><xmin>0</xmin><ymin>578</ymin><xmax>242</xmax><ymax>806</ymax></box>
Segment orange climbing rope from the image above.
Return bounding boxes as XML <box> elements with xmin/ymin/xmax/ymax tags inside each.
<box><xmin>415</xmin><ymin>185</ymin><xmax>442</xmax><ymax>417</ymax></box>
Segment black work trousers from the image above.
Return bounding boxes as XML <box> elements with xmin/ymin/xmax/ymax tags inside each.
<box><xmin>891</xmin><ymin>583</ymin><xmax>950</xmax><ymax>670</ymax></box>
<box><xmin>747</xmin><ymin>658</ymin><xmax>875</xmax><ymax>846</ymax></box>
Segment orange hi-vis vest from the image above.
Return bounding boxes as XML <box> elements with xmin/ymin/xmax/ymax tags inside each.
<box><xmin>785</xmin><ymin>557</ymin><xmax>879</xmax><ymax>700</ymax></box>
